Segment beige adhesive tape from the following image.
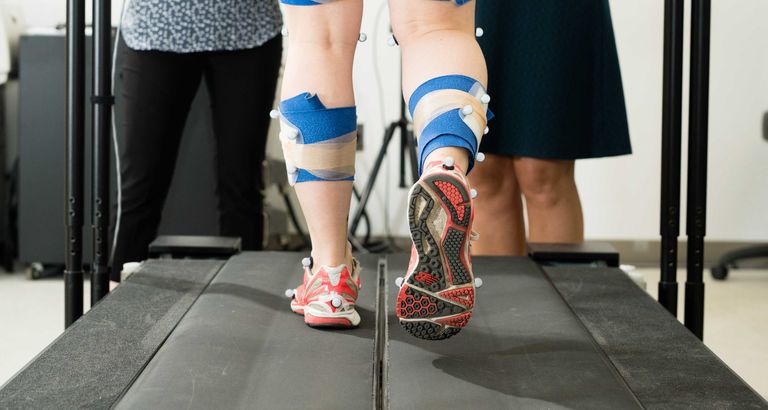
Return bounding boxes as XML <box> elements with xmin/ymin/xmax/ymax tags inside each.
<box><xmin>282</xmin><ymin>139</ymin><xmax>357</xmax><ymax>170</ymax></box>
<box><xmin>412</xmin><ymin>89</ymin><xmax>488</xmax><ymax>144</ymax></box>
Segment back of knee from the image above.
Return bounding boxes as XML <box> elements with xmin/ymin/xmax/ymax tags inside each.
<box><xmin>391</xmin><ymin>7</ymin><xmax>472</xmax><ymax>45</ymax></box>
<box><xmin>516</xmin><ymin>162</ymin><xmax>575</xmax><ymax>207</ymax></box>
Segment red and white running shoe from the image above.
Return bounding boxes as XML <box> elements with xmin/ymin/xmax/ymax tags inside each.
<box><xmin>396</xmin><ymin>157</ymin><xmax>482</xmax><ymax>340</ymax></box>
<box><xmin>286</xmin><ymin>257</ymin><xmax>362</xmax><ymax>328</ymax></box>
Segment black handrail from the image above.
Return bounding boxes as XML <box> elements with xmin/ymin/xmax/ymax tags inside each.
<box><xmin>91</xmin><ymin>0</ymin><xmax>112</xmax><ymax>304</ymax></box>
<box><xmin>65</xmin><ymin>0</ymin><xmax>85</xmax><ymax>327</ymax></box>
<box><xmin>684</xmin><ymin>0</ymin><xmax>711</xmax><ymax>340</ymax></box>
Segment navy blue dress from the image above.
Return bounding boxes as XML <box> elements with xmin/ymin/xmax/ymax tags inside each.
<box><xmin>476</xmin><ymin>0</ymin><xmax>632</xmax><ymax>159</ymax></box>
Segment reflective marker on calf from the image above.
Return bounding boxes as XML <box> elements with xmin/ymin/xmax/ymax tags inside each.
<box><xmin>476</xmin><ymin>152</ymin><xmax>486</xmax><ymax>162</ymax></box>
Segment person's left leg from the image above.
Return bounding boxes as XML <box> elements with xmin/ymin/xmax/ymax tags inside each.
<box><xmin>390</xmin><ymin>0</ymin><xmax>489</xmax><ymax>339</ymax></box>
<box><xmin>514</xmin><ymin>158</ymin><xmax>584</xmax><ymax>243</ymax></box>
<box><xmin>204</xmin><ymin>35</ymin><xmax>283</xmax><ymax>251</ymax></box>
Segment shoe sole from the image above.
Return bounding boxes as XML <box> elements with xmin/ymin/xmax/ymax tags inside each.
<box><xmin>397</xmin><ymin>172</ymin><xmax>475</xmax><ymax>340</ymax></box>
<box><xmin>298</xmin><ymin>304</ymin><xmax>361</xmax><ymax>329</ymax></box>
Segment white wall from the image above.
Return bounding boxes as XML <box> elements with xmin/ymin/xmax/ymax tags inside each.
<box><xmin>584</xmin><ymin>0</ymin><xmax>768</xmax><ymax>241</ymax></box>
<box><xmin>8</xmin><ymin>0</ymin><xmax>768</xmax><ymax>242</ymax></box>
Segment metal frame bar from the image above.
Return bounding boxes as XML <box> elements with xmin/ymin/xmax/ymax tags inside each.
<box><xmin>659</xmin><ymin>0</ymin><xmax>685</xmax><ymax>317</ymax></box>
<box><xmin>65</xmin><ymin>0</ymin><xmax>86</xmax><ymax>327</ymax></box>
<box><xmin>684</xmin><ymin>0</ymin><xmax>711</xmax><ymax>340</ymax></box>
<box><xmin>91</xmin><ymin>0</ymin><xmax>112</xmax><ymax>304</ymax></box>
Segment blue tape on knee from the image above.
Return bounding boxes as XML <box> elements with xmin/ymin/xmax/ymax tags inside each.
<box><xmin>279</xmin><ymin>93</ymin><xmax>357</xmax><ymax>184</ymax></box>
<box><xmin>409</xmin><ymin>75</ymin><xmax>494</xmax><ymax>175</ymax></box>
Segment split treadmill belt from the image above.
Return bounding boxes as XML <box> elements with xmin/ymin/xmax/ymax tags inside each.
<box><xmin>115</xmin><ymin>253</ymin><xmax>641</xmax><ymax>409</ymax></box>
<box><xmin>115</xmin><ymin>252</ymin><xmax>379</xmax><ymax>410</ymax></box>
<box><xmin>386</xmin><ymin>255</ymin><xmax>641</xmax><ymax>410</ymax></box>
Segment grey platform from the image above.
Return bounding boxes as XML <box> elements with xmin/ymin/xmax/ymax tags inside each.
<box><xmin>1</xmin><ymin>252</ymin><xmax>765</xmax><ymax>410</ymax></box>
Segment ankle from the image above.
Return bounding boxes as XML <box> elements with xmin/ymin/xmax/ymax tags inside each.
<box><xmin>310</xmin><ymin>243</ymin><xmax>354</xmax><ymax>273</ymax></box>
<box><xmin>424</xmin><ymin>147</ymin><xmax>470</xmax><ymax>174</ymax></box>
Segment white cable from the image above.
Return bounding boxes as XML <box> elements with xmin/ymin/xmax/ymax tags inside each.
<box><xmin>372</xmin><ymin>0</ymin><xmax>394</xmax><ymax>241</ymax></box>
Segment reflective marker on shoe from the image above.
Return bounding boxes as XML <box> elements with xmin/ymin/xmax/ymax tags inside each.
<box><xmin>358</xmin><ymin>32</ymin><xmax>367</xmax><ymax>42</ymax></box>
<box><xmin>474</xmin><ymin>277</ymin><xmax>483</xmax><ymax>288</ymax></box>
<box><xmin>285</xmin><ymin>289</ymin><xmax>295</xmax><ymax>298</ymax></box>
<box><xmin>331</xmin><ymin>296</ymin><xmax>343</xmax><ymax>308</ymax></box>
<box><xmin>395</xmin><ymin>277</ymin><xmax>404</xmax><ymax>288</ymax></box>
<box><xmin>270</xmin><ymin>109</ymin><xmax>280</xmax><ymax>119</ymax></box>
<box><xmin>470</xmin><ymin>189</ymin><xmax>478</xmax><ymax>199</ymax></box>
<box><xmin>442</xmin><ymin>156</ymin><xmax>455</xmax><ymax>170</ymax></box>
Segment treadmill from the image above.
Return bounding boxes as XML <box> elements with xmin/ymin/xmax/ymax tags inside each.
<box><xmin>1</xmin><ymin>0</ymin><xmax>766</xmax><ymax>408</ymax></box>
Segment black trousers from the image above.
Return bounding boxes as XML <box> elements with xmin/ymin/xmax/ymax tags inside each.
<box><xmin>110</xmin><ymin>35</ymin><xmax>282</xmax><ymax>281</ymax></box>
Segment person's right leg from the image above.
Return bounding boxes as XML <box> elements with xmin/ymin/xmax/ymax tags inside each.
<box><xmin>390</xmin><ymin>0</ymin><xmax>489</xmax><ymax>339</ymax></box>
<box><xmin>468</xmin><ymin>154</ymin><xmax>526</xmax><ymax>256</ymax></box>
<box><xmin>278</xmin><ymin>0</ymin><xmax>364</xmax><ymax>327</ymax></box>
<box><xmin>514</xmin><ymin>158</ymin><xmax>584</xmax><ymax>243</ymax></box>
<box><xmin>204</xmin><ymin>35</ymin><xmax>283</xmax><ymax>251</ymax></box>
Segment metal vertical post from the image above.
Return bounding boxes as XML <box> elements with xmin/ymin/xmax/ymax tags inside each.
<box><xmin>685</xmin><ymin>0</ymin><xmax>711</xmax><ymax>340</ymax></box>
<box><xmin>91</xmin><ymin>0</ymin><xmax>112</xmax><ymax>304</ymax></box>
<box><xmin>659</xmin><ymin>0</ymin><xmax>685</xmax><ymax>316</ymax></box>
<box><xmin>65</xmin><ymin>0</ymin><xmax>86</xmax><ymax>327</ymax></box>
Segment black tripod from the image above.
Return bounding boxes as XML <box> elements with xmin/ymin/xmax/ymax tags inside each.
<box><xmin>349</xmin><ymin>95</ymin><xmax>419</xmax><ymax>242</ymax></box>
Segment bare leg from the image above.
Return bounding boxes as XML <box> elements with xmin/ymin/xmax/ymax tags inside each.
<box><xmin>468</xmin><ymin>154</ymin><xmax>526</xmax><ymax>255</ymax></box>
<box><xmin>281</xmin><ymin>1</ymin><xmax>363</xmax><ymax>269</ymax></box>
<box><xmin>389</xmin><ymin>0</ymin><xmax>487</xmax><ymax>172</ymax></box>
<box><xmin>514</xmin><ymin>158</ymin><xmax>584</xmax><ymax>243</ymax></box>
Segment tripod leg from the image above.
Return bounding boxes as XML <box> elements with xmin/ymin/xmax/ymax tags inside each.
<box><xmin>349</xmin><ymin>122</ymin><xmax>398</xmax><ymax>237</ymax></box>
<box><xmin>405</xmin><ymin>123</ymin><xmax>419</xmax><ymax>183</ymax></box>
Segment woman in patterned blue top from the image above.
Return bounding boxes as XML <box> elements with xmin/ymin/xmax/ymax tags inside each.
<box><xmin>110</xmin><ymin>0</ymin><xmax>283</xmax><ymax>281</ymax></box>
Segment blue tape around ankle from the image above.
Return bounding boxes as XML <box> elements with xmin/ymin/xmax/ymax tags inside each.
<box><xmin>408</xmin><ymin>74</ymin><xmax>494</xmax><ymax>175</ymax></box>
<box><xmin>280</xmin><ymin>93</ymin><xmax>357</xmax><ymax>183</ymax></box>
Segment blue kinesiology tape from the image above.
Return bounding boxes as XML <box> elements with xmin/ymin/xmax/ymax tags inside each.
<box><xmin>408</xmin><ymin>74</ymin><xmax>494</xmax><ymax>175</ymax></box>
<box><xmin>279</xmin><ymin>93</ymin><xmax>357</xmax><ymax>184</ymax></box>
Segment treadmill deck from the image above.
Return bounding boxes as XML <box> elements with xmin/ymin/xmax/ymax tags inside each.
<box><xmin>1</xmin><ymin>252</ymin><xmax>765</xmax><ymax>409</ymax></box>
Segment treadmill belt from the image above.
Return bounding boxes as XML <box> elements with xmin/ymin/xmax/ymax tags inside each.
<box><xmin>386</xmin><ymin>255</ymin><xmax>641</xmax><ymax>410</ymax></box>
<box><xmin>116</xmin><ymin>252</ymin><xmax>379</xmax><ymax>410</ymax></box>
<box><xmin>4</xmin><ymin>252</ymin><xmax>764</xmax><ymax>409</ymax></box>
